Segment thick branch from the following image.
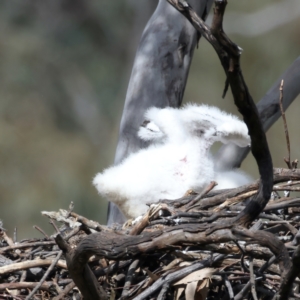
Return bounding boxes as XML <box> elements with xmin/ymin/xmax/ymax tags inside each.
<box><xmin>215</xmin><ymin>56</ymin><xmax>300</xmax><ymax>170</ymax></box>
<box><xmin>55</xmin><ymin>235</ymin><xmax>107</xmax><ymax>300</ymax></box>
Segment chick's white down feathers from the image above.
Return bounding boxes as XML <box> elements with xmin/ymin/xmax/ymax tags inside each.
<box><xmin>93</xmin><ymin>104</ymin><xmax>251</xmax><ymax>219</ymax></box>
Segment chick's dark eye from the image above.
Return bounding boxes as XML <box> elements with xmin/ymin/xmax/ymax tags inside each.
<box><xmin>141</xmin><ymin>120</ymin><xmax>150</xmax><ymax>127</ymax></box>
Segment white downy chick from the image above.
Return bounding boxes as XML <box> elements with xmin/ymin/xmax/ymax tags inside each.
<box><xmin>93</xmin><ymin>104</ymin><xmax>251</xmax><ymax>219</ymax></box>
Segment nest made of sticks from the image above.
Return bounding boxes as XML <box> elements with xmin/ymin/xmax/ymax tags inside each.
<box><xmin>1</xmin><ymin>167</ymin><xmax>300</xmax><ymax>300</ymax></box>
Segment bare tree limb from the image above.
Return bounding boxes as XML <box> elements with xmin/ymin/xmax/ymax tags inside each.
<box><xmin>279</xmin><ymin>80</ymin><xmax>292</xmax><ymax>169</ymax></box>
<box><xmin>166</xmin><ymin>0</ymin><xmax>273</xmax><ymax>228</ymax></box>
<box><xmin>215</xmin><ymin>55</ymin><xmax>300</xmax><ymax>170</ymax></box>
<box><xmin>55</xmin><ymin>234</ymin><xmax>107</xmax><ymax>300</ymax></box>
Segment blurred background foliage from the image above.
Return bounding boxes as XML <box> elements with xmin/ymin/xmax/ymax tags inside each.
<box><xmin>0</xmin><ymin>0</ymin><xmax>299</xmax><ymax>239</ymax></box>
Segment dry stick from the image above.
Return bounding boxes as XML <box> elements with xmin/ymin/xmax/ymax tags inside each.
<box><xmin>50</xmin><ymin>219</ymin><xmax>61</xmax><ymax>234</ymax></box>
<box><xmin>121</xmin><ymin>259</ymin><xmax>140</xmax><ymax>298</ymax></box>
<box><xmin>52</xmin><ymin>281</ymin><xmax>76</xmax><ymax>300</ymax></box>
<box><xmin>234</xmin><ymin>281</ymin><xmax>251</xmax><ymax>300</ymax></box>
<box><xmin>213</xmin><ymin>190</ymin><xmax>258</xmax><ymax>212</ymax></box>
<box><xmin>0</xmin><ymin>258</ymin><xmax>67</xmax><ymax>275</ymax></box>
<box><xmin>279</xmin><ymin>80</ymin><xmax>292</xmax><ymax>169</ymax></box>
<box><xmin>70</xmin><ymin>212</ymin><xmax>104</xmax><ymax>231</ymax></box>
<box><xmin>264</xmin><ymin>198</ymin><xmax>300</xmax><ymax>211</ymax></box>
<box><xmin>0</xmin><ymin>282</ymin><xmax>52</xmax><ymax>292</ymax></box>
<box><xmin>274</xmin><ymin>245</ymin><xmax>300</xmax><ymax>300</ymax></box>
<box><xmin>172</xmin><ymin>171</ymin><xmax>299</xmax><ymax>212</ymax></box>
<box><xmin>20</xmin><ymin>270</ymin><xmax>27</xmax><ymax>282</ymax></box>
<box><xmin>157</xmin><ymin>283</ymin><xmax>170</xmax><ymax>300</ymax></box>
<box><xmin>132</xmin><ymin>254</ymin><xmax>225</xmax><ymax>300</ymax></box>
<box><xmin>64</xmin><ymin>226</ymin><xmax>81</xmax><ymax>241</ymax></box>
<box><xmin>233</xmin><ymin>241</ymin><xmax>249</xmax><ymax>273</ymax></box>
<box><xmin>274</xmin><ymin>180</ymin><xmax>300</xmax><ymax>187</ymax></box>
<box><xmin>231</xmin><ymin>228</ymin><xmax>291</xmax><ymax>277</ymax></box>
<box><xmin>25</xmin><ymin>251</ymin><xmax>63</xmax><ymax>300</ymax></box>
<box><xmin>185</xmin><ymin>181</ymin><xmax>217</xmax><ymax>210</ymax></box>
<box><xmin>130</xmin><ymin>213</ymin><xmax>150</xmax><ymax>236</ymax></box>
<box><xmin>2</xmin><ymin>232</ymin><xmax>14</xmax><ymax>247</ymax></box>
<box><xmin>53</xmin><ymin>275</ymin><xmax>63</xmax><ymax>294</ymax></box>
<box><xmin>249</xmin><ymin>257</ymin><xmax>258</xmax><ymax>300</ymax></box>
<box><xmin>273</xmin><ymin>186</ymin><xmax>300</xmax><ymax>191</ymax></box>
<box><xmin>33</xmin><ymin>225</ymin><xmax>50</xmax><ymax>239</ymax></box>
<box><xmin>224</xmin><ymin>274</ymin><xmax>234</xmax><ymax>300</ymax></box>
<box><xmin>259</xmin><ymin>255</ymin><xmax>277</xmax><ymax>274</ymax></box>
<box><xmin>13</xmin><ymin>227</ymin><xmax>17</xmax><ymax>243</ymax></box>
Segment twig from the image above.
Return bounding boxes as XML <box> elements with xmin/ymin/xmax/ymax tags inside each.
<box><xmin>258</xmin><ymin>255</ymin><xmax>277</xmax><ymax>274</ymax></box>
<box><xmin>185</xmin><ymin>181</ymin><xmax>217</xmax><ymax>210</ymax></box>
<box><xmin>0</xmin><ymin>258</ymin><xmax>67</xmax><ymax>275</ymax></box>
<box><xmin>214</xmin><ymin>190</ymin><xmax>257</xmax><ymax>211</ymax></box>
<box><xmin>25</xmin><ymin>251</ymin><xmax>63</xmax><ymax>300</ymax></box>
<box><xmin>67</xmin><ymin>201</ymin><xmax>75</xmax><ymax>217</ymax></box>
<box><xmin>233</xmin><ymin>241</ymin><xmax>249</xmax><ymax>273</ymax></box>
<box><xmin>52</xmin><ymin>281</ymin><xmax>76</xmax><ymax>300</ymax></box>
<box><xmin>0</xmin><ymin>241</ymin><xmax>56</xmax><ymax>254</ymax></box>
<box><xmin>64</xmin><ymin>226</ymin><xmax>81</xmax><ymax>241</ymax></box>
<box><xmin>249</xmin><ymin>257</ymin><xmax>258</xmax><ymax>300</ymax></box>
<box><xmin>279</xmin><ymin>79</ymin><xmax>292</xmax><ymax>169</ymax></box>
<box><xmin>0</xmin><ymin>282</ymin><xmax>52</xmax><ymax>292</ymax></box>
<box><xmin>33</xmin><ymin>225</ymin><xmax>50</xmax><ymax>239</ymax></box>
<box><xmin>13</xmin><ymin>227</ymin><xmax>17</xmax><ymax>243</ymax></box>
<box><xmin>224</xmin><ymin>274</ymin><xmax>234</xmax><ymax>299</ymax></box>
<box><xmin>70</xmin><ymin>211</ymin><xmax>104</xmax><ymax>231</ymax></box>
<box><xmin>130</xmin><ymin>214</ymin><xmax>150</xmax><ymax>235</ymax></box>
<box><xmin>264</xmin><ymin>198</ymin><xmax>300</xmax><ymax>211</ymax></box>
<box><xmin>121</xmin><ymin>259</ymin><xmax>140</xmax><ymax>298</ymax></box>
<box><xmin>234</xmin><ymin>281</ymin><xmax>251</xmax><ymax>300</ymax></box>
<box><xmin>157</xmin><ymin>283</ymin><xmax>169</xmax><ymax>300</ymax></box>
<box><xmin>53</xmin><ymin>275</ymin><xmax>63</xmax><ymax>294</ymax></box>
<box><xmin>2</xmin><ymin>232</ymin><xmax>14</xmax><ymax>247</ymax></box>
<box><xmin>50</xmin><ymin>220</ymin><xmax>61</xmax><ymax>234</ymax></box>
<box><xmin>132</xmin><ymin>254</ymin><xmax>225</xmax><ymax>300</ymax></box>
<box><xmin>273</xmin><ymin>245</ymin><xmax>300</xmax><ymax>300</ymax></box>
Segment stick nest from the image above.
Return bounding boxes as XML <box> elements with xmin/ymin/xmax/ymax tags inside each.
<box><xmin>1</xmin><ymin>168</ymin><xmax>300</xmax><ymax>299</ymax></box>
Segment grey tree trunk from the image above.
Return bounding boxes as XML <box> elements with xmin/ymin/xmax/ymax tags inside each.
<box><xmin>108</xmin><ymin>0</ymin><xmax>214</xmax><ymax>225</ymax></box>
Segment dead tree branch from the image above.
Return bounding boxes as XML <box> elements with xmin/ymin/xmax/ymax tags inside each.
<box><xmin>215</xmin><ymin>55</ymin><xmax>300</xmax><ymax>170</ymax></box>
<box><xmin>166</xmin><ymin>0</ymin><xmax>273</xmax><ymax>228</ymax></box>
<box><xmin>279</xmin><ymin>80</ymin><xmax>292</xmax><ymax>169</ymax></box>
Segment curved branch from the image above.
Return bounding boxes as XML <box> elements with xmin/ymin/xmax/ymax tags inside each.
<box><xmin>55</xmin><ymin>235</ymin><xmax>107</xmax><ymax>300</ymax></box>
<box><xmin>215</xmin><ymin>56</ymin><xmax>300</xmax><ymax>170</ymax></box>
<box><xmin>166</xmin><ymin>0</ymin><xmax>273</xmax><ymax>227</ymax></box>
